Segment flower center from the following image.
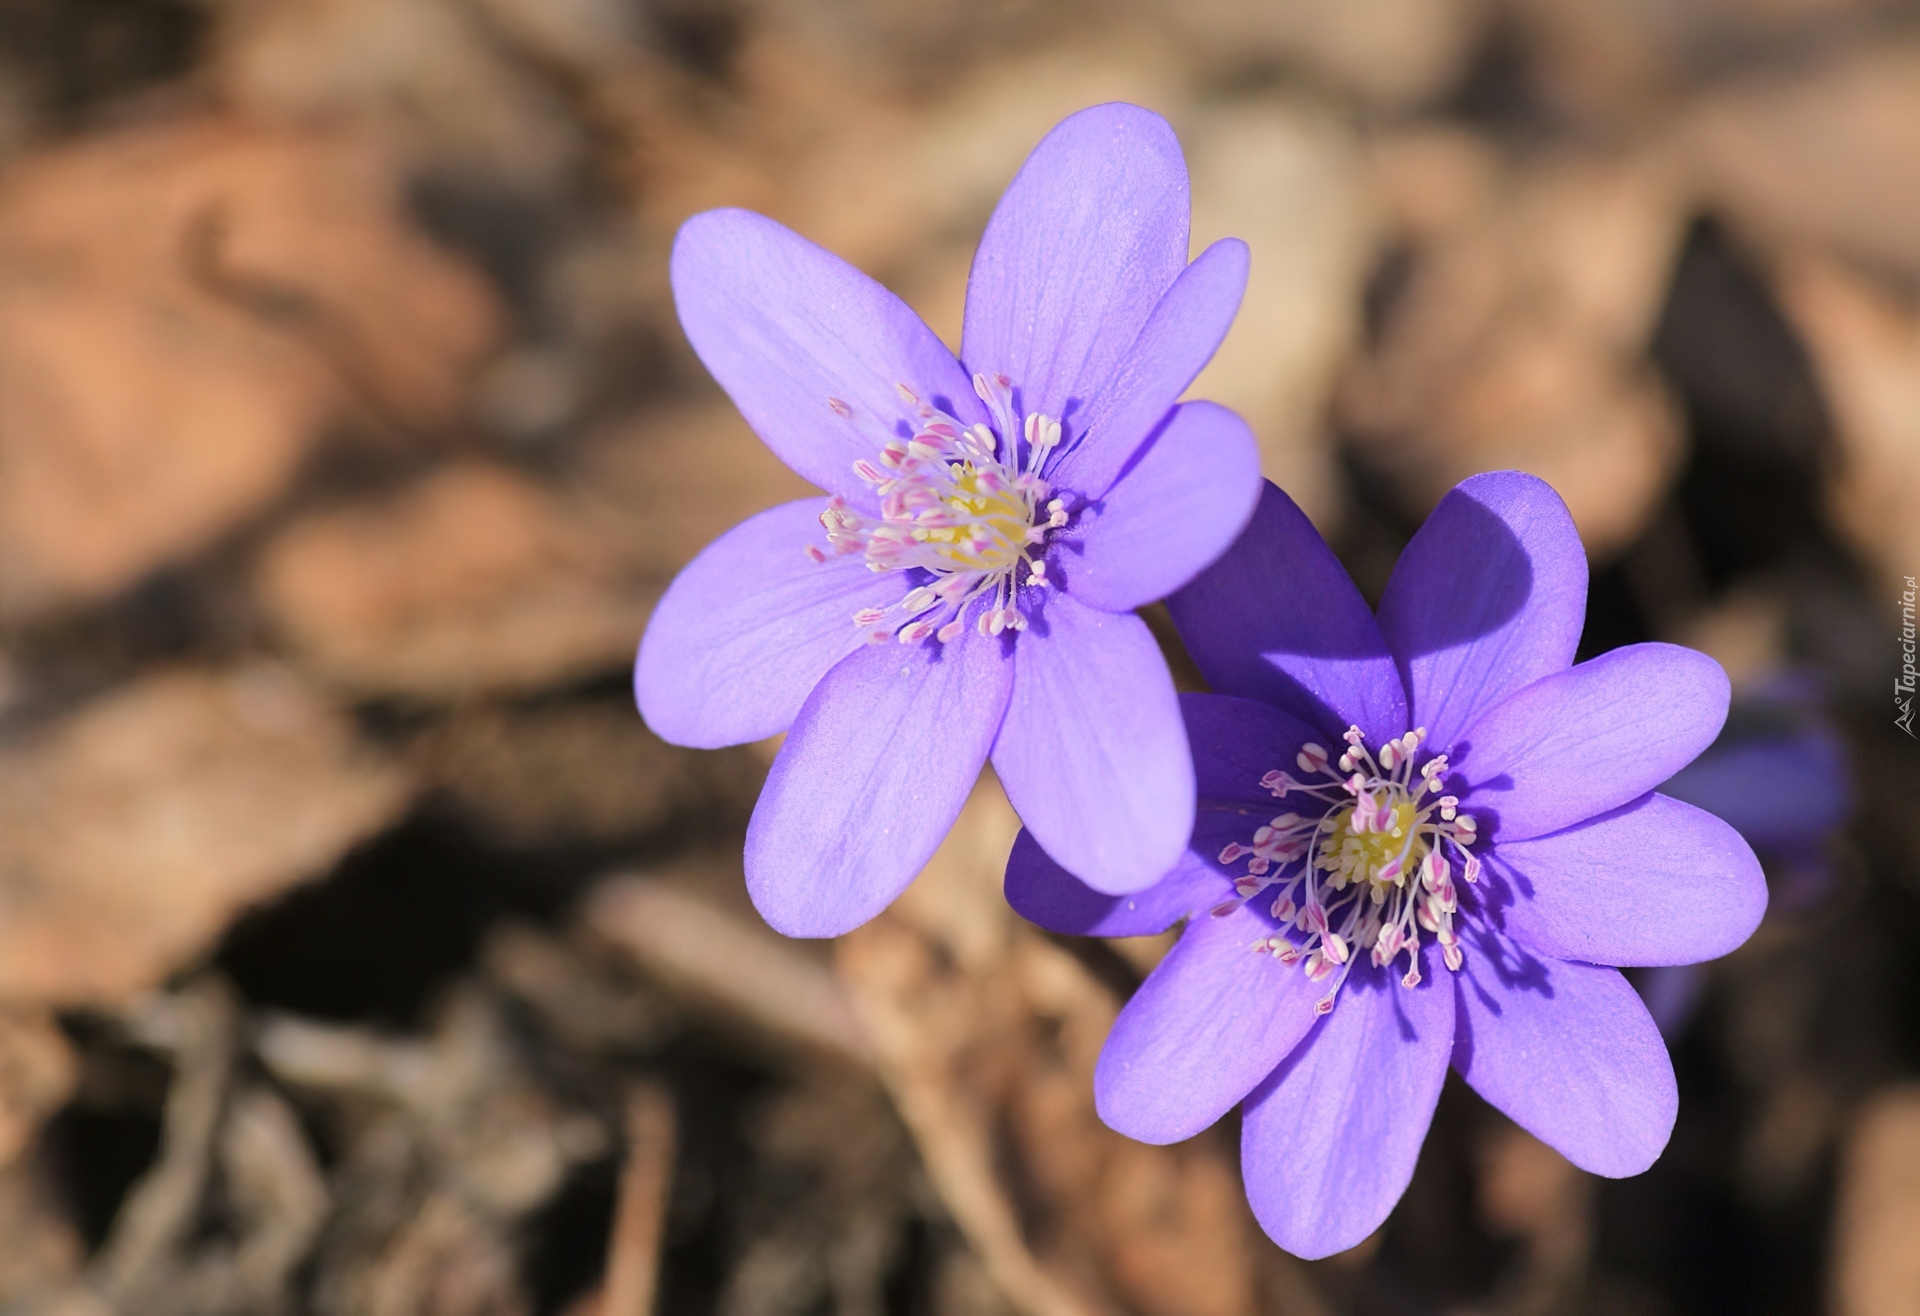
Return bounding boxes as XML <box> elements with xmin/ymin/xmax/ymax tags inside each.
<box><xmin>1214</xmin><ymin>725</ymin><xmax>1481</xmax><ymax>1015</ymax></box>
<box><xmin>805</xmin><ymin>373</ymin><xmax>1069</xmax><ymax>644</ymax></box>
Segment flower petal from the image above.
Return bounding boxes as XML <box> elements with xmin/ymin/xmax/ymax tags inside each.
<box><xmin>1183</xmin><ymin>692</ymin><xmax>1327</xmax><ymax>806</ymax></box>
<box><xmin>672</xmin><ymin>209</ymin><xmax>982</xmax><ymax>504</ymax></box>
<box><xmin>992</xmin><ymin>595</ymin><xmax>1192</xmax><ymax>894</ymax></box>
<box><xmin>1241</xmin><ymin>961</ymin><xmax>1455</xmax><ymax>1259</ymax></box>
<box><xmin>962</xmin><ymin>104</ymin><xmax>1190</xmax><ymax>427</ymax></box>
<box><xmin>1060</xmin><ymin>401</ymin><xmax>1262</xmax><ymax>613</ymax></box>
<box><xmin>1170</xmin><ymin>482</ymin><xmax>1407</xmax><ymax>744</ymax></box>
<box><xmin>745</xmin><ymin>633</ymin><xmax>1012</xmax><ymax>937</ymax></box>
<box><xmin>1005</xmin><ymin>693</ymin><xmax>1314</xmax><ymax>936</ymax></box>
<box><xmin>1659</xmin><ymin>725</ymin><xmax>1850</xmax><ymax>850</ymax></box>
<box><xmin>1095</xmin><ymin>902</ymin><xmax>1320</xmax><ymax>1144</ymax></box>
<box><xmin>1050</xmin><ymin>238</ymin><xmax>1250</xmax><ymax>498</ymax></box>
<box><xmin>1005</xmin><ymin>806</ymin><xmax>1253</xmax><ymax>937</ymax></box>
<box><xmin>636</xmin><ymin>498</ymin><xmax>905</xmax><ymax>748</ymax></box>
<box><xmin>1376</xmin><ymin>472</ymin><xmax>1588</xmax><ymax>752</ymax></box>
<box><xmin>1452</xmin><ymin>933</ymin><xmax>1676</xmax><ymax>1178</ymax></box>
<box><xmin>1457</xmin><ymin>643</ymin><xmax>1730</xmax><ymax>842</ymax></box>
<box><xmin>1479</xmin><ymin>792</ymin><xmax>1767</xmax><ymax>967</ymax></box>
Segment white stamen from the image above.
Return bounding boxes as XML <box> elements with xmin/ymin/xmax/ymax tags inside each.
<box><xmin>815</xmin><ymin>374</ymin><xmax>1069</xmax><ymax>644</ymax></box>
<box><xmin>1226</xmin><ymin>724</ymin><xmax>1479</xmax><ymax>1013</ymax></box>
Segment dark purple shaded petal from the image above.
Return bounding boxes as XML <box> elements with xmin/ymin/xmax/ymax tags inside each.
<box><xmin>1240</xmin><ymin>960</ymin><xmax>1455</xmax><ymax>1259</ymax></box>
<box><xmin>672</xmin><ymin>209</ymin><xmax>982</xmax><ymax>505</ymax></box>
<box><xmin>1063</xmin><ymin>402</ymin><xmax>1262</xmax><ymax>613</ymax></box>
<box><xmin>961</xmin><ymin>104</ymin><xmax>1190</xmax><ymax>427</ymax></box>
<box><xmin>1182</xmin><ymin>692</ymin><xmax>1328</xmax><ymax>807</ymax></box>
<box><xmin>1659</xmin><ymin>724</ymin><xmax>1850</xmax><ymax>850</ymax></box>
<box><xmin>1095</xmin><ymin>902</ymin><xmax>1320</xmax><ymax>1144</ymax></box>
<box><xmin>1050</xmin><ymin>238</ymin><xmax>1250</xmax><ymax>498</ymax></box>
<box><xmin>1478</xmin><ymin>792</ymin><xmax>1766</xmax><ymax>967</ymax></box>
<box><xmin>1005</xmin><ymin>806</ymin><xmax>1258</xmax><ymax>937</ymax></box>
<box><xmin>1457</xmin><ymin>643</ymin><xmax>1730</xmax><ymax>842</ymax></box>
<box><xmin>636</xmin><ymin>498</ymin><xmax>905</xmax><ymax>748</ymax></box>
<box><xmin>745</xmin><ymin>634</ymin><xmax>1012</xmax><ymax>937</ymax></box>
<box><xmin>1170</xmin><ymin>482</ymin><xmax>1407</xmax><ymax>745</ymax></box>
<box><xmin>992</xmin><ymin>596</ymin><xmax>1191</xmax><ymax>894</ymax></box>
<box><xmin>1452</xmin><ymin>939</ymin><xmax>1675</xmax><ymax>1178</ymax></box>
<box><xmin>1376</xmin><ymin>472</ymin><xmax>1587</xmax><ymax>752</ymax></box>
<box><xmin>1636</xmin><ymin>964</ymin><xmax>1707</xmax><ymax>1041</ymax></box>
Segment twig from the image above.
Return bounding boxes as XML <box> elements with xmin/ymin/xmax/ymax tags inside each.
<box><xmin>836</xmin><ymin>920</ymin><xmax>1100</xmax><ymax>1316</ymax></box>
<box><xmin>92</xmin><ymin>978</ymin><xmax>239</xmax><ymax>1306</ymax></box>
<box><xmin>585</xmin><ymin>877</ymin><xmax>874</xmax><ymax>1068</ymax></box>
<box><xmin>600</xmin><ymin>1083</ymin><xmax>676</xmax><ymax>1316</ymax></box>
<box><xmin>221</xmin><ymin>1085</ymin><xmax>331</xmax><ymax>1309</ymax></box>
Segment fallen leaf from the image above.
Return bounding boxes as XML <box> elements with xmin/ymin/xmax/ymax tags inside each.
<box><xmin>1688</xmin><ymin>44</ymin><xmax>1920</xmax><ymax>279</ymax></box>
<box><xmin>0</xmin><ymin>120</ymin><xmax>501</xmax><ymax>622</ymax></box>
<box><xmin>256</xmin><ymin>462</ymin><xmax>652</xmax><ymax>700</ymax></box>
<box><xmin>1340</xmin><ymin>140</ymin><xmax>1689</xmax><ymax>556</ymax></box>
<box><xmin>1767</xmin><ymin>251</ymin><xmax>1920</xmax><ymax>600</ymax></box>
<box><xmin>0</xmin><ymin>667</ymin><xmax>413</xmax><ymax>1004</ymax></box>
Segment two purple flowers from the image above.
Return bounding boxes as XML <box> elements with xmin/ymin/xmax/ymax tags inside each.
<box><xmin>636</xmin><ymin>103</ymin><xmax>1769</xmax><ymax>1258</ymax></box>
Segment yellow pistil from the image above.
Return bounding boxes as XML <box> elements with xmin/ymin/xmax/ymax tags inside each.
<box><xmin>1317</xmin><ymin>801</ymin><xmax>1429</xmax><ymax>893</ymax></box>
<box><xmin>918</xmin><ymin>465</ymin><xmax>1034</xmax><ymax>573</ymax></box>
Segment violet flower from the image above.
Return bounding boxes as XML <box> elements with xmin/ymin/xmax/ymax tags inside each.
<box><xmin>636</xmin><ymin>105</ymin><xmax>1262</xmax><ymax>936</ymax></box>
<box><xmin>1637</xmin><ymin>680</ymin><xmax>1851</xmax><ymax>1036</ymax></box>
<box><xmin>1006</xmin><ymin>472</ymin><xmax>1768</xmax><ymax>1258</ymax></box>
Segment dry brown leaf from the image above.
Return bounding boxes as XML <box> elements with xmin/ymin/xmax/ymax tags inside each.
<box><xmin>837</xmin><ymin>778</ymin><xmax>1276</xmax><ymax>1316</ymax></box>
<box><xmin>1341</xmin><ymin>140</ymin><xmax>1690</xmax><ymax>556</ymax></box>
<box><xmin>206</xmin><ymin>0</ymin><xmax>585</xmax><ymax>191</ymax></box>
<box><xmin>257</xmin><ymin>462</ymin><xmax>653</xmax><ymax>700</ymax></box>
<box><xmin>0</xmin><ymin>120</ymin><xmax>501</xmax><ymax>622</ymax></box>
<box><xmin>418</xmin><ymin>700</ymin><xmax>760</xmax><ymax>847</ymax></box>
<box><xmin>1688</xmin><ymin>44</ymin><xmax>1920</xmax><ymax>279</ymax></box>
<box><xmin>0</xmin><ymin>667</ymin><xmax>413</xmax><ymax>1004</ymax></box>
<box><xmin>586</xmin><ymin>864</ymin><xmax>872</xmax><ymax>1068</ymax></box>
<box><xmin>1833</xmin><ymin>1086</ymin><xmax>1920</xmax><ymax>1316</ymax></box>
<box><xmin>571</xmin><ymin>400</ymin><xmax>817</xmax><ymax>579</ymax></box>
<box><xmin>1766</xmin><ymin>252</ymin><xmax>1920</xmax><ymax>600</ymax></box>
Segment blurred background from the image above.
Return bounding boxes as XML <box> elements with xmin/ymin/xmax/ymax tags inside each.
<box><xmin>0</xmin><ymin>0</ymin><xmax>1914</xmax><ymax>1312</ymax></box>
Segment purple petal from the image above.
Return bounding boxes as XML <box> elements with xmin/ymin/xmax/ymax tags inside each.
<box><xmin>636</xmin><ymin>498</ymin><xmax>905</xmax><ymax>748</ymax></box>
<box><xmin>745</xmin><ymin>633</ymin><xmax>1011</xmax><ymax>937</ymax></box>
<box><xmin>1241</xmin><ymin>961</ymin><xmax>1455</xmax><ymax>1259</ymax></box>
<box><xmin>1095</xmin><ymin>902</ymin><xmax>1321</xmax><ymax>1144</ymax></box>
<box><xmin>961</xmin><ymin>104</ymin><xmax>1190</xmax><ymax>428</ymax></box>
<box><xmin>1182</xmin><ymin>692</ymin><xmax>1327</xmax><ymax>806</ymax></box>
<box><xmin>1457</xmin><ymin>643</ymin><xmax>1730</xmax><ymax>842</ymax></box>
<box><xmin>1005</xmin><ymin>691</ymin><xmax>1327</xmax><ymax>937</ymax></box>
<box><xmin>1050</xmin><ymin>238</ymin><xmax>1251</xmax><ymax>498</ymax></box>
<box><xmin>672</xmin><ymin>209</ymin><xmax>982</xmax><ymax>504</ymax></box>
<box><xmin>1478</xmin><ymin>792</ymin><xmax>1767</xmax><ymax>967</ymax></box>
<box><xmin>1659</xmin><ymin>725</ymin><xmax>1850</xmax><ymax>850</ymax></box>
<box><xmin>1005</xmin><ymin>806</ymin><xmax>1254</xmax><ymax>937</ymax></box>
<box><xmin>992</xmin><ymin>596</ymin><xmax>1192</xmax><ymax>894</ymax></box>
<box><xmin>1452</xmin><ymin>934</ymin><xmax>1676</xmax><ymax>1178</ymax></box>
<box><xmin>1636</xmin><ymin>964</ymin><xmax>1707</xmax><ymax>1041</ymax></box>
<box><xmin>1376</xmin><ymin>472</ymin><xmax>1587</xmax><ymax>752</ymax></box>
<box><xmin>1169</xmin><ymin>482</ymin><xmax>1407</xmax><ymax>745</ymax></box>
<box><xmin>1061</xmin><ymin>402</ymin><xmax>1262</xmax><ymax>613</ymax></box>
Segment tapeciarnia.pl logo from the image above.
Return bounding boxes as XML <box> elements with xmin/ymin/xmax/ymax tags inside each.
<box><xmin>1899</xmin><ymin>574</ymin><xmax>1917</xmax><ymax>738</ymax></box>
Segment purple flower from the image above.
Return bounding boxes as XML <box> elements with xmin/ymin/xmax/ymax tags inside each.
<box><xmin>636</xmin><ymin>104</ymin><xmax>1262</xmax><ymax>937</ymax></box>
<box><xmin>1637</xmin><ymin>678</ymin><xmax>1852</xmax><ymax>1036</ymax></box>
<box><xmin>1005</xmin><ymin>472</ymin><xmax>1769</xmax><ymax>1258</ymax></box>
